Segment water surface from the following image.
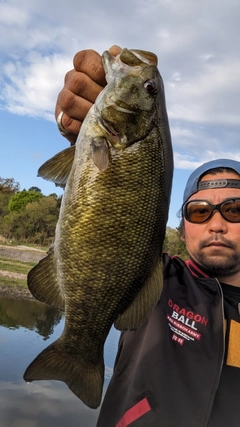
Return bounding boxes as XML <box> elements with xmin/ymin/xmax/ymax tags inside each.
<box><xmin>0</xmin><ymin>294</ymin><xmax>119</xmax><ymax>427</ymax></box>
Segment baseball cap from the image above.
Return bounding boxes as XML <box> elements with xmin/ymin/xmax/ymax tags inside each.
<box><xmin>183</xmin><ymin>159</ymin><xmax>240</xmax><ymax>204</ymax></box>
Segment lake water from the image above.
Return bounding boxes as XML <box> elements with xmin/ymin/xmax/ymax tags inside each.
<box><xmin>0</xmin><ymin>294</ymin><xmax>120</xmax><ymax>427</ymax></box>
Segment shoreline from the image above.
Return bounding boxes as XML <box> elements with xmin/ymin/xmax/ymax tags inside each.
<box><xmin>0</xmin><ymin>285</ymin><xmax>33</xmax><ymax>299</ymax></box>
<box><xmin>0</xmin><ymin>243</ymin><xmax>46</xmax><ymax>300</ymax></box>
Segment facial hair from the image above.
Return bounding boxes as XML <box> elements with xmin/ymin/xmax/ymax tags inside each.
<box><xmin>189</xmin><ymin>236</ymin><xmax>240</xmax><ymax>277</ymax></box>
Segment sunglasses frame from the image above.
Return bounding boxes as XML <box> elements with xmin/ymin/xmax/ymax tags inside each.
<box><xmin>182</xmin><ymin>198</ymin><xmax>240</xmax><ymax>224</ymax></box>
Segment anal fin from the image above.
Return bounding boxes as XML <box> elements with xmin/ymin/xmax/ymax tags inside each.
<box><xmin>27</xmin><ymin>245</ymin><xmax>64</xmax><ymax>311</ymax></box>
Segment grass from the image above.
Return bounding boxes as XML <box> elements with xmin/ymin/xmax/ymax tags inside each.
<box><xmin>0</xmin><ymin>256</ymin><xmax>35</xmax><ymax>289</ymax></box>
<box><xmin>0</xmin><ymin>257</ymin><xmax>35</xmax><ymax>275</ymax></box>
<box><xmin>0</xmin><ymin>275</ymin><xmax>28</xmax><ymax>288</ymax></box>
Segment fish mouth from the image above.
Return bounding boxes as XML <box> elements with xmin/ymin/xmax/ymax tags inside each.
<box><xmin>113</xmin><ymin>101</ymin><xmax>137</xmax><ymax>114</ymax></box>
<box><xmin>94</xmin><ymin>105</ymin><xmax>119</xmax><ymax>139</ymax></box>
<box><xmin>98</xmin><ymin>117</ymin><xmax>119</xmax><ymax>139</ymax></box>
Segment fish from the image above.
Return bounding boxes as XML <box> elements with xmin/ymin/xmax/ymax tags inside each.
<box><xmin>23</xmin><ymin>48</ymin><xmax>173</xmax><ymax>409</ymax></box>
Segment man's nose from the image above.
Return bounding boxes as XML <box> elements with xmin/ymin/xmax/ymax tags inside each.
<box><xmin>208</xmin><ymin>210</ymin><xmax>228</xmax><ymax>233</ymax></box>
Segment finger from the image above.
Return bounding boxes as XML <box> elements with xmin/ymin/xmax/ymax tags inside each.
<box><xmin>55</xmin><ymin>86</ymin><xmax>92</xmax><ymax>123</ymax></box>
<box><xmin>55</xmin><ymin>104</ymin><xmax>80</xmax><ymax>145</ymax></box>
<box><xmin>64</xmin><ymin>69</ymin><xmax>104</xmax><ymax>104</ymax></box>
<box><xmin>108</xmin><ymin>45</ymin><xmax>122</xmax><ymax>56</ymax></box>
<box><xmin>55</xmin><ymin>101</ymin><xmax>82</xmax><ymax>134</ymax></box>
<box><xmin>55</xmin><ymin>68</ymin><xmax>104</xmax><ymax>144</ymax></box>
<box><xmin>73</xmin><ymin>49</ymin><xmax>106</xmax><ymax>86</ymax></box>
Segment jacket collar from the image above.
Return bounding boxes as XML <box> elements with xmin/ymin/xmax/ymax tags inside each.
<box><xmin>185</xmin><ymin>258</ymin><xmax>211</xmax><ymax>278</ymax></box>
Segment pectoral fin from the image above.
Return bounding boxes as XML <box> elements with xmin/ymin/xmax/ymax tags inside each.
<box><xmin>91</xmin><ymin>138</ymin><xmax>110</xmax><ymax>171</ymax></box>
<box><xmin>38</xmin><ymin>145</ymin><xmax>75</xmax><ymax>188</ymax></box>
<box><xmin>114</xmin><ymin>258</ymin><xmax>163</xmax><ymax>331</ymax></box>
<box><xmin>27</xmin><ymin>246</ymin><xmax>64</xmax><ymax>311</ymax></box>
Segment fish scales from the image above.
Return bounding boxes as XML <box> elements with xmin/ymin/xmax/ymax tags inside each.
<box><xmin>24</xmin><ymin>48</ymin><xmax>173</xmax><ymax>409</ymax></box>
<box><xmin>57</xmin><ymin>146</ymin><xmax>163</xmax><ymax>356</ymax></box>
<box><xmin>60</xmin><ymin>139</ymin><xmax>165</xmax><ymax>345</ymax></box>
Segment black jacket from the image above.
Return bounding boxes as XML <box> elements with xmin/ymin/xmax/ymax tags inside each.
<box><xmin>97</xmin><ymin>254</ymin><xmax>240</xmax><ymax>427</ymax></box>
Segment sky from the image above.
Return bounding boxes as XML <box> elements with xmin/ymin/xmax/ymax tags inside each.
<box><xmin>0</xmin><ymin>0</ymin><xmax>240</xmax><ymax>227</ymax></box>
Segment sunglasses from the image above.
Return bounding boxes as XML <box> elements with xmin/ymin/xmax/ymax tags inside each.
<box><xmin>182</xmin><ymin>199</ymin><xmax>240</xmax><ymax>224</ymax></box>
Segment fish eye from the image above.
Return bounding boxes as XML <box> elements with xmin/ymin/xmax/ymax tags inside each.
<box><xmin>144</xmin><ymin>79</ymin><xmax>157</xmax><ymax>95</ymax></box>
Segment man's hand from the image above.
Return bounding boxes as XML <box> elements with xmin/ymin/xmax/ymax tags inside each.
<box><xmin>55</xmin><ymin>45</ymin><xmax>122</xmax><ymax>145</ymax></box>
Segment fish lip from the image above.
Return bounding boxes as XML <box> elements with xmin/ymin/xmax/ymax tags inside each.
<box><xmin>94</xmin><ymin>105</ymin><xmax>119</xmax><ymax>138</ymax></box>
<box><xmin>98</xmin><ymin>117</ymin><xmax>119</xmax><ymax>138</ymax></box>
<box><xmin>113</xmin><ymin>100</ymin><xmax>137</xmax><ymax>114</ymax></box>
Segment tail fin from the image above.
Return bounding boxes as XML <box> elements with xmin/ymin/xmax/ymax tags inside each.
<box><xmin>23</xmin><ymin>339</ymin><xmax>104</xmax><ymax>409</ymax></box>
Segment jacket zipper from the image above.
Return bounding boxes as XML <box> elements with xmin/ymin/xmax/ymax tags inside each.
<box><xmin>204</xmin><ymin>278</ymin><xmax>225</xmax><ymax>426</ymax></box>
<box><xmin>215</xmin><ymin>278</ymin><xmax>226</xmax><ymax>376</ymax></box>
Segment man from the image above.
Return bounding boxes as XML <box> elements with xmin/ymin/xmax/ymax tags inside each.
<box><xmin>55</xmin><ymin>48</ymin><xmax>240</xmax><ymax>426</ymax></box>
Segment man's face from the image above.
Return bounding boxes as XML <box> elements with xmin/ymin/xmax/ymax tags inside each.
<box><xmin>182</xmin><ymin>172</ymin><xmax>240</xmax><ymax>278</ymax></box>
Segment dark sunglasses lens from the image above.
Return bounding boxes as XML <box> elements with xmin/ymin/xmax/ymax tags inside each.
<box><xmin>221</xmin><ymin>200</ymin><xmax>240</xmax><ymax>222</ymax></box>
<box><xmin>185</xmin><ymin>201</ymin><xmax>212</xmax><ymax>223</ymax></box>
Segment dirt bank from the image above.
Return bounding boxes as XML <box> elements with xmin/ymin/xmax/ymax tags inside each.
<box><xmin>0</xmin><ymin>245</ymin><xmax>46</xmax><ymax>263</ymax></box>
<box><xmin>0</xmin><ymin>284</ymin><xmax>33</xmax><ymax>299</ymax></box>
<box><xmin>0</xmin><ymin>244</ymin><xmax>46</xmax><ymax>299</ymax></box>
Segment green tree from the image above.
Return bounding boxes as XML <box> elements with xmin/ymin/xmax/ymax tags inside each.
<box><xmin>1</xmin><ymin>195</ymin><xmax>60</xmax><ymax>245</ymax></box>
<box><xmin>24</xmin><ymin>196</ymin><xmax>60</xmax><ymax>244</ymax></box>
<box><xmin>0</xmin><ymin>193</ymin><xmax>11</xmax><ymax>217</ymax></box>
<box><xmin>28</xmin><ymin>186</ymin><xmax>42</xmax><ymax>193</ymax></box>
<box><xmin>1</xmin><ymin>210</ymin><xmax>27</xmax><ymax>241</ymax></box>
<box><xmin>8</xmin><ymin>190</ymin><xmax>43</xmax><ymax>212</ymax></box>
<box><xmin>163</xmin><ymin>226</ymin><xmax>189</xmax><ymax>260</ymax></box>
<box><xmin>0</xmin><ymin>177</ymin><xmax>20</xmax><ymax>232</ymax></box>
<box><xmin>48</xmin><ymin>193</ymin><xmax>62</xmax><ymax>209</ymax></box>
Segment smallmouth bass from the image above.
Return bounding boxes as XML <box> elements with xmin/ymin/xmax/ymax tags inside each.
<box><xmin>24</xmin><ymin>48</ymin><xmax>173</xmax><ymax>409</ymax></box>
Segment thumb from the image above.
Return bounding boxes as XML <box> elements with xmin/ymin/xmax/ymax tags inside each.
<box><xmin>108</xmin><ymin>45</ymin><xmax>122</xmax><ymax>56</ymax></box>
